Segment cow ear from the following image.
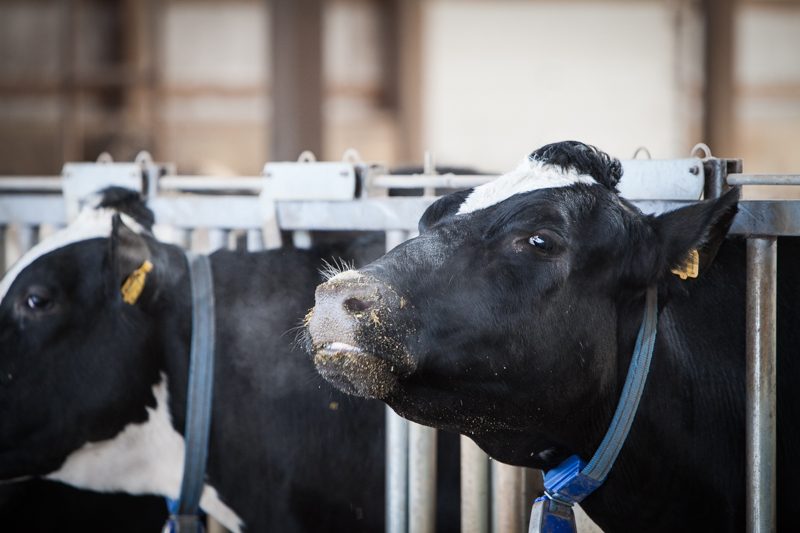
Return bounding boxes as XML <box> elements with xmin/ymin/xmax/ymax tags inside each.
<box><xmin>108</xmin><ymin>214</ymin><xmax>153</xmax><ymax>305</ymax></box>
<box><xmin>419</xmin><ymin>189</ymin><xmax>472</xmax><ymax>233</ymax></box>
<box><xmin>644</xmin><ymin>187</ymin><xmax>740</xmax><ymax>285</ymax></box>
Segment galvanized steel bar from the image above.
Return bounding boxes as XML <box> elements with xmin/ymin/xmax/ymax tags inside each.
<box><xmin>408</xmin><ymin>423</ymin><xmax>437</xmax><ymax>533</ymax></box>
<box><xmin>521</xmin><ymin>467</ymin><xmax>543</xmax><ymax>527</ymax></box>
<box><xmin>0</xmin><ymin>225</ymin><xmax>6</xmax><ymax>272</ymax></box>
<box><xmin>246</xmin><ymin>229</ymin><xmax>264</xmax><ymax>252</ymax></box>
<box><xmin>177</xmin><ymin>229</ymin><xmax>193</xmax><ymax>250</ymax></box>
<box><xmin>386</xmin><ymin>407</ymin><xmax>410</xmax><ymax>533</ymax></box>
<box><xmin>0</xmin><ymin>177</ymin><xmax>62</xmax><ymax>191</ymax></box>
<box><xmin>460</xmin><ymin>436</ymin><xmax>490</xmax><ymax>533</ymax></box>
<box><xmin>745</xmin><ymin>238</ymin><xmax>777</xmax><ymax>533</ymax></box>
<box><xmin>728</xmin><ymin>174</ymin><xmax>800</xmax><ymax>186</ymax></box>
<box><xmin>490</xmin><ymin>462</ymin><xmax>524</xmax><ymax>533</ymax></box>
<box><xmin>208</xmin><ymin>229</ymin><xmax>230</xmax><ymax>252</ymax></box>
<box><xmin>17</xmin><ymin>224</ymin><xmax>40</xmax><ymax>253</ymax></box>
<box><xmin>292</xmin><ymin>230</ymin><xmax>312</xmax><ymax>249</ymax></box>
<box><xmin>704</xmin><ymin>158</ymin><xmax>727</xmax><ymax>200</ymax></box>
<box><xmin>386</xmin><ymin>229</ymin><xmax>411</xmax><ymax>533</ymax></box>
<box><xmin>206</xmin><ymin>517</ymin><xmax>226</xmax><ymax>533</ymax></box>
<box><xmin>160</xmin><ymin>176</ymin><xmax>263</xmax><ymax>193</ymax></box>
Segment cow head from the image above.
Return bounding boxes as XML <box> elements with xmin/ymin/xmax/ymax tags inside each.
<box><xmin>307</xmin><ymin>141</ymin><xmax>739</xmax><ymax>468</ymax></box>
<box><xmin>0</xmin><ymin>189</ymin><xmax>184</xmax><ymax>488</ymax></box>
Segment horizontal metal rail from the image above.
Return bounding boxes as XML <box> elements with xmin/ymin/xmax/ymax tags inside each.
<box><xmin>728</xmin><ymin>174</ymin><xmax>800</xmax><ymax>186</ymax></box>
<box><xmin>0</xmin><ymin>177</ymin><xmax>63</xmax><ymax>192</ymax></box>
<box><xmin>4</xmin><ymin>196</ymin><xmax>800</xmax><ymax>236</ymax></box>
<box><xmin>0</xmin><ymin>157</ymin><xmax>708</xmax><ymax>198</ymax></box>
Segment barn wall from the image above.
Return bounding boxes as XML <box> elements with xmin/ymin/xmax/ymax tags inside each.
<box><xmin>735</xmin><ymin>3</ymin><xmax>800</xmax><ymax>174</ymax></box>
<box><xmin>0</xmin><ymin>0</ymin><xmax>798</xmax><ymax>176</ymax></box>
<box><xmin>420</xmin><ymin>0</ymin><xmax>703</xmax><ymax>171</ymax></box>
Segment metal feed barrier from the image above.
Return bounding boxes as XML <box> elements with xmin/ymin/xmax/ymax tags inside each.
<box><xmin>0</xmin><ymin>148</ymin><xmax>791</xmax><ymax>533</ymax></box>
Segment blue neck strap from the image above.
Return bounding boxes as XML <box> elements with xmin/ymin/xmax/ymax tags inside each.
<box><xmin>165</xmin><ymin>252</ymin><xmax>217</xmax><ymax>533</ymax></box>
<box><xmin>531</xmin><ymin>287</ymin><xmax>658</xmax><ymax>532</ymax></box>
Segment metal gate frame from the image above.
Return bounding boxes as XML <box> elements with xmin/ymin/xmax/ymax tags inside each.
<box><xmin>0</xmin><ymin>151</ymin><xmax>789</xmax><ymax>533</ymax></box>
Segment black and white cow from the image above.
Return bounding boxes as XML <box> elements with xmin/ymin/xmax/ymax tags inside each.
<box><xmin>0</xmin><ymin>189</ymin><xmax>459</xmax><ymax>532</ymax></box>
<box><xmin>307</xmin><ymin>141</ymin><xmax>800</xmax><ymax>532</ymax></box>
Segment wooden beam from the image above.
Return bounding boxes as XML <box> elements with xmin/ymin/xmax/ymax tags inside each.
<box><xmin>59</xmin><ymin>0</ymin><xmax>81</xmax><ymax>163</ymax></box>
<box><xmin>393</xmin><ymin>0</ymin><xmax>424</xmax><ymax>165</ymax></box>
<box><xmin>702</xmin><ymin>0</ymin><xmax>737</xmax><ymax>157</ymax></box>
<box><xmin>270</xmin><ymin>0</ymin><xmax>323</xmax><ymax>161</ymax></box>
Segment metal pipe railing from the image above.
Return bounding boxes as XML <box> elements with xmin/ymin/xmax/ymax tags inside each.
<box><xmin>728</xmin><ymin>174</ymin><xmax>800</xmax><ymax>186</ymax></box>
<box><xmin>408</xmin><ymin>423</ymin><xmax>437</xmax><ymax>533</ymax></box>
<box><xmin>0</xmin><ymin>225</ymin><xmax>6</xmax><ymax>272</ymax></box>
<box><xmin>745</xmin><ymin>238</ymin><xmax>778</xmax><ymax>533</ymax></box>
<box><xmin>460</xmin><ymin>436</ymin><xmax>490</xmax><ymax>533</ymax></box>
<box><xmin>491</xmin><ymin>461</ymin><xmax>524</xmax><ymax>533</ymax></box>
<box><xmin>2</xmin><ymin>156</ymin><xmax>797</xmax><ymax>533</ymax></box>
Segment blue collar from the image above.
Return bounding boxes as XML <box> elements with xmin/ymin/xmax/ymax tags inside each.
<box><xmin>530</xmin><ymin>287</ymin><xmax>659</xmax><ymax>532</ymax></box>
<box><xmin>165</xmin><ymin>252</ymin><xmax>217</xmax><ymax>533</ymax></box>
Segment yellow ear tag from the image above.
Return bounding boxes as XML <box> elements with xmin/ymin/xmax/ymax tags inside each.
<box><xmin>121</xmin><ymin>260</ymin><xmax>154</xmax><ymax>305</ymax></box>
<box><xmin>671</xmin><ymin>249</ymin><xmax>700</xmax><ymax>280</ymax></box>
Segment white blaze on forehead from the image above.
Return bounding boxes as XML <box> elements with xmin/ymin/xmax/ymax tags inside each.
<box><xmin>457</xmin><ymin>158</ymin><xmax>597</xmax><ymax>215</ymax></box>
<box><xmin>46</xmin><ymin>375</ymin><xmax>244</xmax><ymax>533</ymax></box>
<box><xmin>0</xmin><ymin>208</ymin><xmax>144</xmax><ymax>306</ymax></box>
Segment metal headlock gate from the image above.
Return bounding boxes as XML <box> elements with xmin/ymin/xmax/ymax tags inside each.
<box><xmin>0</xmin><ymin>147</ymin><xmax>791</xmax><ymax>533</ymax></box>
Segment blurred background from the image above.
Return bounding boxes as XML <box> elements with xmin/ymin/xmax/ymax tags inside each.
<box><xmin>0</xmin><ymin>0</ymin><xmax>797</xmax><ymax>176</ymax></box>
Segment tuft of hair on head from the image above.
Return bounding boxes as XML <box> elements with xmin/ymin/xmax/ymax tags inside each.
<box><xmin>319</xmin><ymin>257</ymin><xmax>356</xmax><ymax>282</ymax></box>
<box><xmin>95</xmin><ymin>187</ymin><xmax>156</xmax><ymax>232</ymax></box>
<box><xmin>529</xmin><ymin>141</ymin><xmax>623</xmax><ymax>191</ymax></box>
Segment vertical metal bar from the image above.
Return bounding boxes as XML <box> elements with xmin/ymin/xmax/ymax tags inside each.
<box><xmin>387</xmin><ymin>406</ymin><xmax>409</xmax><ymax>533</ymax></box>
<box><xmin>208</xmin><ymin>229</ymin><xmax>230</xmax><ymax>252</ymax></box>
<box><xmin>246</xmin><ymin>229</ymin><xmax>264</xmax><ymax>252</ymax></box>
<box><xmin>490</xmin><ymin>462</ymin><xmax>523</xmax><ymax>533</ymax></box>
<box><xmin>703</xmin><ymin>158</ymin><xmax>726</xmax><ymax>200</ymax></box>
<box><xmin>0</xmin><ymin>225</ymin><xmax>6</xmax><ymax>273</ymax></box>
<box><xmin>17</xmin><ymin>225</ymin><xmax>40</xmax><ymax>253</ymax></box>
<box><xmin>409</xmin><ymin>423</ymin><xmax>437</xmax><ymax>533</ymax></box>
<box><xmin>746</xmin><ymin>238</ymin><xmax>777</xmax><ymax>533</ymax></box>
<box><xmin>386</xmin><ymin>230</ymin><xmax>410</xmax><ymax>533</ymax></box>
<box><xmin>460</xmin><ymin>436</ymin><xmax>490</xmax><ymax>533</ymax></box>
<box><xmin>521</xmin><ymin>468</ymin><xmax>543</xmax><ymax>527</ymax></box>
<box><xmin>206</xmin><ymin>517</ymin><xmax>226</xmax><ymax>533</ymax></box>
<box><xmin>177</xmin><ymin>229</ymin><xmax>193</xmax><ymax>250</ymax></box>
<box><xmin>292</xmin><ymin>230</ymin><xmax>312</xmax><ymax>249</ymax></box>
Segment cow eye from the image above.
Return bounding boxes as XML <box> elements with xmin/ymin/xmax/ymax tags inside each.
<box><xmin>25</xmin><ymin>290</ymin><xmax>53</xmax><ymax>311</ymax></box>
<box><xmin>528</xmin><ymin>234</ymin><xmax>555</xmax><ymax>253</ymax></box>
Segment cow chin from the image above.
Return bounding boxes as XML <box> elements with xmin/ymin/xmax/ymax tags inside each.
<box><xmin>313</xmin><ymin>342</ymin><xmax>400</xmax><ymax>399</ymax></box>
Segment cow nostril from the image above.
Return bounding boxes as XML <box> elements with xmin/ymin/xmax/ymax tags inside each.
<box><xmin>343</xmin><ymin>297</ymin><xmax>372</xmax><ymax>314</ymax></box>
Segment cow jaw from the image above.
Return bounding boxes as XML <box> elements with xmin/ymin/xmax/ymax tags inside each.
<box><xmin>45</xmin><ymin>374</ymin><xmax>243</xmax><ymax>533</ymax></box>
<box><xmin>308</xmin><ymin>270</ymin><xmax>416</xmax><ymax>400</ymax></box>
<box><xmin>314</xmin><ymin>342</ymin><xmax>400</xmax><ymax>398</ymax></box>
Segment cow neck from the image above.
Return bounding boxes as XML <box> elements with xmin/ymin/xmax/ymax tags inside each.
<box><xmin>164</xmin><ymin>251</ymin><xmax>216</xmax><ymax>533</ymax></box>
<box><xmin>529</xmin><ymin>287</ymin><xmax>659</xmax><ymax>533</ymax></box>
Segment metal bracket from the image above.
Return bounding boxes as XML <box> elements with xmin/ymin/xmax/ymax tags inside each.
<box><xmin>259</xmin><ymin>151</ymin><xmax>384</xmax><ymax>248</ymax></box>
<box><xmin>62</xmin><ymin>151</ymin><xmax>172</xmax><ymax>222</ymax></box>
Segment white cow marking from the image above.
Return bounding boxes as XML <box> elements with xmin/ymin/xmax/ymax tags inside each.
<box><xmin>46</xmin><ymin>375</ymin><xmax>243</xmax><ymax>533</ymax></box>
<box><xmin>457</xmin><ymin>158</ymin><xmax>597</xmax><ymax>215</ymax></box>
<box><xmin>0</xmin><ymin>207</ymin><xmax>145</xmax><ymax>307</ymax></box>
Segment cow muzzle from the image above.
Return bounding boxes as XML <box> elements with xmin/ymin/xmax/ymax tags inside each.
<box><xmin>307</xmin><ymin>270</ymin><xmax>415</xmax><ymax>399</ymax></box>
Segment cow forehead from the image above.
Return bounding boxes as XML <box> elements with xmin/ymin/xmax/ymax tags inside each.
<box><xmin>457</xmin><ymin>159</ymin><xmax>597</xmax><ymax>215</ymax></box>
<box><xmin>0</xmin><ymin>209</ymin><xmax>143</xmax><ymax>306</ymax></box>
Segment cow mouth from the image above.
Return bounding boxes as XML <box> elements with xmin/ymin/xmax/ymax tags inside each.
<box><xmin>313</xmin><ymin>342</ymin><xmax>401</xmax><ymax>399</ymax></box>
